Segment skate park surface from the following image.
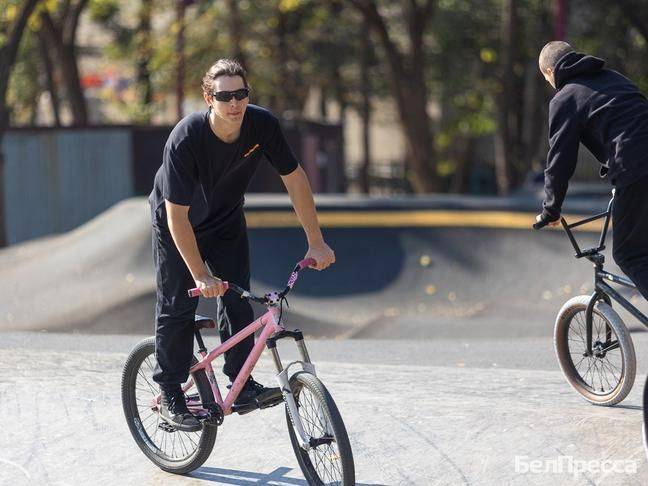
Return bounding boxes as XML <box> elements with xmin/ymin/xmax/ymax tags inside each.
<box><xmin>1</xmin><ymin>194</ymin><xmax>647</xmax><ymax>485</ymax></box>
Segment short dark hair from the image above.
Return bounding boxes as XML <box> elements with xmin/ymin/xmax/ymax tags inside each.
<box><xmin>539</xmin><ymin>41</ymin><xmax>575</xmax><ymax>72</ymax></box>
<box><xmin>202</xmin><ymin>59</ymin><xmax>249</xmax><ymax>96</ymax></box>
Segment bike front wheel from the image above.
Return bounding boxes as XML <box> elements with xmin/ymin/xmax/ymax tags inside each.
<box><xmin>121</xmin><ymin>336</ymin><xmax>217</xmax><ymax>474</ymax></box>
<box><xmin>554</xmin><ymin>295</ymin><xmax>636</xmax><ymax>406</ymax></box>
<box><xmin>285</xmin><ymin>371</ymin><xmax>355</xmax><ymax>486</ymax></box>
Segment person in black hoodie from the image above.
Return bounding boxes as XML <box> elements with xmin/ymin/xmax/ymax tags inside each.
<box><xmin>534</xmin><ymin>41</ymin><xmax>648</xmax><ymax>300</ymax></box>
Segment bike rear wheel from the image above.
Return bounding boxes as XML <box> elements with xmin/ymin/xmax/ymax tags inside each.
<box><xmin>121</xmin><ymin>336</ymin><xmax>217</xmax><ymax>474</ymax></box>
<box><xmin>285</xmin><ymin>371</ymin><xmax>354</xmax><ymax>486</ymax></box>
<box><xmin>554</xmin><ymin>295</ymin><xmax>636</xmax><ymax>406</ymax></box>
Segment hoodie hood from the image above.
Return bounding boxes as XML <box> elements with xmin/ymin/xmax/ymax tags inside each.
<box><xmin>553</xmin><ymin>52</ymin><xmax>605</xmax><ymax>90</ymax></box>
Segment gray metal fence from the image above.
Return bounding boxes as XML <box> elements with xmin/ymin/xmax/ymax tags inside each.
<box><xmin>4</xmin><ymin>129</ymin><xmax>133</xmax><ymax>245</ymax></box>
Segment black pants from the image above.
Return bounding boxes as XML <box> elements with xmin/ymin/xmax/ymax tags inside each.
<box><xmin>152</xmin><ymin>213</ymin><xmax>255</xmax><ymax>386</ymax></box>
<box><xmin>613</xmin><ymin>175</ymin><xmax>648</xmax><ymax>300</ymax></box>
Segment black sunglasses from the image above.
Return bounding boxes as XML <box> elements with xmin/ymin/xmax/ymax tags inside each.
<box><xmin>212</xmin><ymin>88</ymin><xmax>250</xmax><ymax>102</ymax></box>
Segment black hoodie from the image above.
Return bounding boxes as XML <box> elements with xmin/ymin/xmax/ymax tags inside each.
<box><xmin>542</xmin><ymin>52</ymin><xmax>648</xmax><ymax>221</ymax></box>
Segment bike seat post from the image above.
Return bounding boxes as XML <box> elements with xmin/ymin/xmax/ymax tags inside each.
<box><xmin>194</xmin><ymin>329</ymin><xmax>207</xmax><ymax>354</ymax></box>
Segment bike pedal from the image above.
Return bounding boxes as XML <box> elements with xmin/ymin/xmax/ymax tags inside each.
<box><xmin>231</xmin><ymin>401</ymin><xmax>259</xmax><ymax>415</ymax></box>
<box><xmin>258</xmin><ymin>393</ymin><xmax>284</xmax><ymax>409</ymax></box>
<box><xmin>158</xmin><ymin>421</ymin><xmax>177</xmax><ymax>433</ymax></box>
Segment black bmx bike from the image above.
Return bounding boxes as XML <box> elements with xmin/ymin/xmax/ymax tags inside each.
<box><xmin>552</xmin><ymin>190</ymin><xmax>647</xmax><ymax>407</ymax></box>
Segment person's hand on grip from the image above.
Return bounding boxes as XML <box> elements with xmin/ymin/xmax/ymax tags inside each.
<box><xmin>305</xmin><ymin>241</ymin><xmax>335</xmax><ymax>271</ymax></box>
<box><xmin>194</xmin><ymin>274</ymin><xmax>227</xmax><ymax>298</ymax></box>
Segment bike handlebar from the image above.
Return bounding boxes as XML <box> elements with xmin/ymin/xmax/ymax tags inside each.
<box><xmin>296</xmin><ymin>258</ymin><xmax>317</xmax><ymax>271</ymax></box>
<box><xmin>559</xmin><ymin>195</ymin><xmax>615</xmax><ymax>258</ymax></box>
<box><xmin>188</xmin><ymin>282</ymin><xmax>229</xmax><ymax>298</ymax></box>
<box><xmin>187</xmin><ymin>258</ymin><xmax>317</xmax><ymax>301</ymax></box>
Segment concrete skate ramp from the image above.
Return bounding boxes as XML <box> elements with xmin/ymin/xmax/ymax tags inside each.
<box><xmin>1</xmin><ymin>196</ymin><xmax>645</xmax><ymax>338</ymax></box>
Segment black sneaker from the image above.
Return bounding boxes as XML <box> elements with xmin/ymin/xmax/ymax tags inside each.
<box><xmin>159</xmin><ymin>385</ymin><xmax>201</xmax><ymax>432</ymax></box>
<box><xmin>231</xmin><ymin>377</ymin><xmax>281</xmax><ymax>407</ymax></box>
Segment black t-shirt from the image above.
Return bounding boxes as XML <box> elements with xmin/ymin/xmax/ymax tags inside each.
<box><xmin>149</xmin><ymin>104</ymin><xmax>299</xmax><ymax>236</ymax></box>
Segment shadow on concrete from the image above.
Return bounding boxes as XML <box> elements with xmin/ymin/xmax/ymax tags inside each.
<box><xmin>613</xmin><ymin>404</ymin><xmax>643</xmax><ymax>411</ymax></box>
<box><xmin>190</xmin><ymin>466</ymin><xmax>385</xmax><ymax>485</ymax></box>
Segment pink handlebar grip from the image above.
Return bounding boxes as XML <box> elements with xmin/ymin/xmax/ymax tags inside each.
<box><xmin>297</xmin><ymin>258</ymin><xmax>317</xmax><ymax>269</ymax></box>
<box><xmin>187</xmin><ymin>281</ymin><xmax>229</xmax><ymax>298</ymax></box>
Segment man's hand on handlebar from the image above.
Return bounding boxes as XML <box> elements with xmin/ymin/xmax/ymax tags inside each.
<box><xmin>533</xmin><ymin>213</ymin><xmax>560</xmax><ymax>230</ymax></box>
<box><xmin>193</xmin><ymin>274</ymin><xmax>228</xmax><ymax>298</ymax></box>
<box><xmin>305</xmin><ymin>240</ymin><xmax>335</xmax><ymax>271</ymax></box>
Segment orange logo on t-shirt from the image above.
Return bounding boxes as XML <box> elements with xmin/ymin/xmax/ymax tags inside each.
<box><xmin>243</xmin><ymin>143</ymin><xmax>260</xmax><ymax>158</ymax></box>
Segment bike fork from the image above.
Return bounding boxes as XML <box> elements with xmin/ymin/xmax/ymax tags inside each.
<box><xmin>267</xmin><ymin>336</ymin><xmax>317</xmax><ymax>450</ymax></box>
<box><xmin>585</xmin><ymin>291</ymin><xmax>613</xmax><ymax>355</ymax></box>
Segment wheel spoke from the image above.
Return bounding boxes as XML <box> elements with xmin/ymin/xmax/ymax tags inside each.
<box><xmin>293</xmin><ymin>382</ymin><xmax>343</xmax><ymax>485</ymax></box>
<box><xmin>126</xmin><ymin>350</ymin><xmax>206</xmax><ymax>462</ymax></box>
<box><xmin>561</xmin><ymin>306</ymin><xmax>633</xmax><ymax>404</ymax></box>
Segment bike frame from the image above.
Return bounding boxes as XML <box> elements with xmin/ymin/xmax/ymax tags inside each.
<box><xmin>560</xmin><ymin>191</ymin><xmax>648</xmax><ymax>355</ymax></box>
<box><xmin>153</xmin><ymin>258</ymin><xmax>319</xmax><ymax>450</ymax></box>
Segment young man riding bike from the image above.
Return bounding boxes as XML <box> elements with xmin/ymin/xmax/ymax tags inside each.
<box><xmin>148</xmin><ymin>59</ymin><xmax>335</xmax><ymax>431</ymax></box>
<box><xmin>534</xmin><ymin>41</ymin><xmax>648</xmax><ymax>301</ymax></box>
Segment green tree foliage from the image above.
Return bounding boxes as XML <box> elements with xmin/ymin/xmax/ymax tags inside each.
<box><xmin>4</xmin><ymin>0</ymin><xmax>648</xmax><ymax>194</ymax></box>
<box><xmin>6</xmin><ymin>28</ymin><xmax>41</xmax><ymax>124</ymax></box>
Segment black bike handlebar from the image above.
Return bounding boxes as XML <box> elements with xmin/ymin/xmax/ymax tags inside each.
<box><xmin>560</xmin><ymin>191</ymin><xmax>615</xmax><ymax>258</ymax></box>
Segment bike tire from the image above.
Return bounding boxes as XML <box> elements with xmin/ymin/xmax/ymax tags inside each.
<box><xmin>643</xmin><ymin>375</ymin><xmax>648</xmax><ymax>460</ymax></box>
<box><xmin>554</xmin><ymin>295</ymin><xmax>636</xmax><ymax>406</ymax></box>
<box><xmin>121</xmin><ymin>336</ymin><xmax>217</xmax><ymax>474</ymax></box>
<box><xmin>285</xmin><ymin>371</ymin><xmax>355</xmax><ymax>485</ymax></box>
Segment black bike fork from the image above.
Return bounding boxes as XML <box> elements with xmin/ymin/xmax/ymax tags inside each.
<box><xmin>585</xmin><ymin>291</ymin><xmax>613</xmax><ymax>355</ymax></box>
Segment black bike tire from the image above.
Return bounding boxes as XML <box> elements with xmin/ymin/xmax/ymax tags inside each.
<box><xmin>554</xmin><ymin>295</ymin><xmax>636</xmax><ymax>406</ymax></box>
<box><xmin>121</xmin><ymin>336</ymin><xmax>218</xmax><ymax>474</ymax></box>
<box><xmin>643</xmin><ymin>375</ymin><xmax>648</xmax><ymax>460</ymax></box>
<box><xmin>285</xmin><ymin>371</ymin><xmax>355</xmax><ymax>485</ymax></box>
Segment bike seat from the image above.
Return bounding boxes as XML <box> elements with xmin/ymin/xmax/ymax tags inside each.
<box><xmin>194</xmin><ymin>315</ymin><xmax>216</xmax><ymax>330</ymax></box>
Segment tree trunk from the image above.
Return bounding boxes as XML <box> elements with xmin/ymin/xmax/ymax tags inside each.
<box><xmin>523</xmin><ymin>4</ymin><xmax>552</xmax><ymax>170</ymax></box>
<box><xmin>554</xmin><ymin>0</ymin><xmax>567</xmax><ymax>40</ymax></box>
<box><xmin>332</xmin><ymin>64</ymin><xmax>346</xmax><ymax>121</ymax></box>
<box><xmin>175</xmin><ymin>1</ymin><xmax>186</xmax><ymax>120</ymax></box>
<box><xmin>348</xmin><ymin>0</ymin><xmax>438</xmax><ymax>193</ymax></box>
<box><xmin>39</xmin><ymin>4</ymin><xmax>89</xmax><ymax>126</ymax></box>
<box><xmin>401</xmin><ymin>92</ymin><xmax>437</xmax><ymax>193</ymax></box>
<box><xmin>0</xmin><ymin>0</ymin><xmax>41</xmax><ymax>246</ymax></box>
<box><xmin>226</xmin><ymin>0</ymin><xmax>247</xmax><ymax>68</ymax></box>
<box><xmin>359</xmin><ymin>18</ymin><xmax>371</xmax><ymax>194</ymax></box>
<box><xmin>318</xmin><ymin>85</ymin><xmax>328</xmax><ymax>119</ymax></box>
<box><xmin>38</xmin><ymin>31</ymin><xmax>62</xmax><ymax>126</ymax></box>
<box><xmin>60</xmin><ymin>41</ymin><xmax>87</xmax><ymax>125</ymax></box>
<box><xmin>135</xmin><ymin>0</ymin><xmax>153</xmax><ymax>118</ymax></box>
<box><xmin>449</xmin><ymin>136</ymin><xmax>475</xmax><ymax>193</ymax></box>
<box><xmin>494</xmin><ymin>0</ymin><xmax>515</xmax><ymax>195</ymax></box>
<box><xmin>275</xmin><ymin>5</ymin><xmax>290</xmax><ymax>115</ymax></box>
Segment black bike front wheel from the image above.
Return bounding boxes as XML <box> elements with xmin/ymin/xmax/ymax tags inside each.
<box><xmin>285</xmin><ymin>371</ymin><xmax>355</xmax><ymax>486</ymax></box>
<box><xmin>554</xmin><ymin>295</ymin><xmax>636</xmax><ymax>406</ymax></box>
<box><xmin>121</xmin><ymin>336</ymin><xmax>218</xmax><ymax>474</ymax></box>
<box><xmin>643</xmin><ymin>375</ymin><xmax>648</xmax><ymax>460</ymax></box>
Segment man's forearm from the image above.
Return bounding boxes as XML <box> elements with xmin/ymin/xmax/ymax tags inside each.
<box><xmin>282</xmin><ymin>167</ymin><xmax>324</xmax><ymax>245</ymax></box>
<box><xmin>165</xmin><ymin>202</ymin><xmax>209</xmax><ymax>279</ymax></box>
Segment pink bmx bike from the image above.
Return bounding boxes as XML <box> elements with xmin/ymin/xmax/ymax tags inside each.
<box><xmin>121</xmin><ymin>258</ymin><xmax>355</xmax><ymax>485</ymax></box>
